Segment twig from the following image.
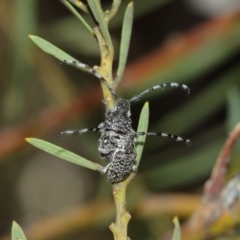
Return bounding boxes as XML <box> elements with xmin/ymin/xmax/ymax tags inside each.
<box><xmin>204</xmin><ymin>122</ymin><xmax>240</xmax><ymax>200</ymax></box>
<box><xmin>109</xmin><ymin>175</ymin><xmax>133</xmax><ymax>240</ymax></box>
<box><xmin>177</xmin><ymin>122</ymin><xmax>240</xmax><ymax>240</ymax></box>
<box><xmin>93</xmin><ymin>27</ymin><xmax>115</xmax><ymax>106</ymax></box>
<box><xmin>106</xmin><ymin>0</ymin><xmax>121</xmax><ymax>22</ymax></box>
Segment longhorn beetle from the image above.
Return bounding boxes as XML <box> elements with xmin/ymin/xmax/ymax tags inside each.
<box><xmin>58</xmin><ymin>60</ymin><xmax>191</xmax><ymax>183</ymax></box>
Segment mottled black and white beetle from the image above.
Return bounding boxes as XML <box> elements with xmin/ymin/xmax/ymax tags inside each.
<box><xmin>58</xmin><ymin>60</ymin><xmax>191</xmax><ymax>183</ymax></box>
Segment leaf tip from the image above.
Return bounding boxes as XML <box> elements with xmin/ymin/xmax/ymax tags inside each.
<box><xmin>143</xmin><ymin>101</ymin><xmax>149</xmax><ymax>109</ymax></box>
<box><xmin>12</xmin><ymin>220</ymin><xmax>17</xmax><ymax>225</ymax></box>
<box><xmin>25</xmin><ymin>138</ymin><xmax>33</xmax><ymax>143</ymax></box>
<box><xmin>173</xmin><ymin>216</ymin><xmax>178</xmax><ymax>224</ymax></box>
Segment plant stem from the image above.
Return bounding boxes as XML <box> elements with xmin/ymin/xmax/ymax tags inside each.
<box><xmin>109</xmin><ymin>175</ymin><xmax>134</xmax><ymax>240</ymax></box>
<box><xmin>92</xmin><ymin>2</ymin><xmax>134</xmax><ymax>239</ymax></box>
<box><xmin>106</xmin><ymin>0</ymin><xmax>121</xmax><ymax>22</ymax></box>
<box><xmin>204</xmin><ymin>122</ymin><xmax>240</xmax><ymax>200</ymax></box>
<box><xmin>93</xmin><ymin>27</ymin><xmax>115</xmax><ymax>108</ymax></box>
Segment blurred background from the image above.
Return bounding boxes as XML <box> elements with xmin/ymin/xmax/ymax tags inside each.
<box><xmin>0</xmin><ymin>0</ymin><xmax>240</xmax><ymax>239</ymax></box>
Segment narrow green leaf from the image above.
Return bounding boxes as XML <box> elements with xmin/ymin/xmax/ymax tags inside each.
<box><xmin>110</xmin><ymin>0</ymin><xmax>173</xmax><ymax>29</ymax></box>
<box><xmin>172</xmin><ymin>217</ymin><xmax>181</xmax><ymax>240</ymax></box>
<box><xmin>227</xmin><ymin>86</ymin><xmax>240</xmax><ymax>132</ymax></box>
<box><xmin>106</xmin><ymin>0</ymin><xmax>121</xmax><ymax>21</ymax></box>
<box><xmin>135</xmin><ymin>102</ymin><xmax>149</xmax><ymax>167</ymax></box>
<box><xmin>26</xmin><ymin>138</ymin><xmax>102</xmax><ymax>171</ymax></box>
<box><xmin>29</xmin><ymin>35</ymin><xmax>93</xmax><ymax>73</ymax></box>
<box><xmin>116</xmin><ymin>2</ymin><xmax>133</xmax><ymax>85</ymax></box>
<box><xmin>226</xmin><ymin>86</ymin><xmax>240</xmax><ymax>150</ymax></box>
<box><xmin>11</xmin><ymin>221</ymin><xmax>27</xmax><ymax>240</ymax></box>
<box><xmin>86</xmin><ymin>0</ymin><xmax>112</xmax><ymax>47</ymax></box>
<box><xmin>29</xmin><ymin>35</ymin><xmax>76</xmax><ymax>62</ymax></box>
<box><xmin>61</xmin><ymin>0</ymin><xmax>93</xmax><ymax>34</ymax></box>
<box><xmin>68</xmin><ymin>0</ymin><xmax>89</xmax><ymax>13</ymax></box>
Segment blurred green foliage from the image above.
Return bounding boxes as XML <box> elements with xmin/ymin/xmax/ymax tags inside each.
<box><xmin>11</xmin><ymin>221</ymin><xmax>27</xmax><ymax>240</ymax></box>
<box><xmin>1</xmin><ymin>0</ymin><xmax>240</xmax><ymax>240</ymax></box>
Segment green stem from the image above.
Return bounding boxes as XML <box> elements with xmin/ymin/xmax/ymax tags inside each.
<box><xmin>109</xmin><ymin>175</ymin><xmax>134</xmax><ymax>240</ymax></box>
<box><xmin>93</xmin><ymin>27</ymin><xmax>115</xmax><ymax>108</ymax></box>
<box><xmin>106</xmin><ymin>0</ymin><xmax>121</xmax><ymax>22</ymax></box>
